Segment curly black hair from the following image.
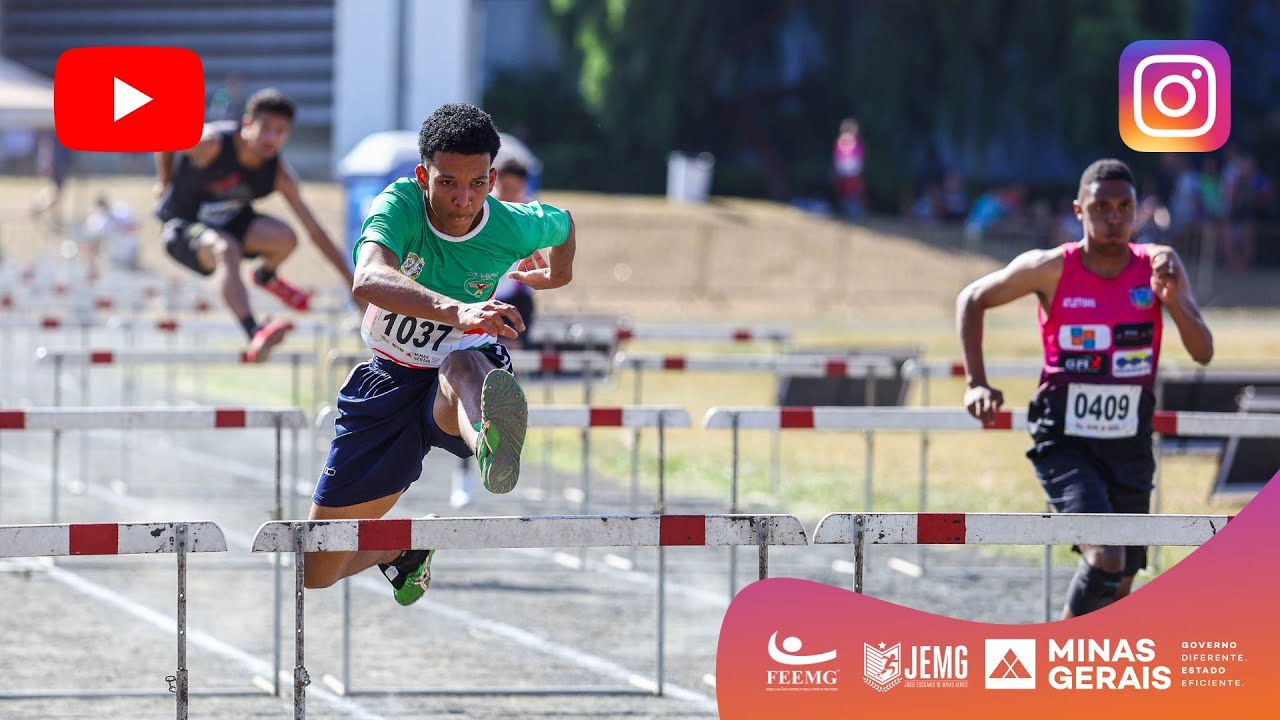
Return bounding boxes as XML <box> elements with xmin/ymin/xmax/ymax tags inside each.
<box><xmin>418</xmin><ymin>103</ymin><xmax>501</xmax><ymax>164</ymax></box>
<box><xmin>1077</xmin><ymin>158</ymin><xmax>1135</xmax><ymax>198</ymax></box>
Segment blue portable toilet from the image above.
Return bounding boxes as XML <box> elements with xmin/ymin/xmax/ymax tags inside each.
<box><xmin>336</xmin><ymin>131</ymin><xmax>420</xmax><ymax>263</ymax></box>
<box><xmin>338</xmin><ymin>131</ymin><xmax>543</xmax><ymax>261</ymax></box>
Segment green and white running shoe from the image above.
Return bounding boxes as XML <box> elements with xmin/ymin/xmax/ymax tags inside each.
<box><xmin>379</xmin><ymin>547</ymin><xmax>436</xmax><ymax>606</ymax></box>
<box><xmin>475</xmin><ymin>368</ymin><xmax>528</xmax><ymax>494</ymax></box>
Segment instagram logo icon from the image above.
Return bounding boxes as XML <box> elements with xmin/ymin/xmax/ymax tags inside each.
<box><xmin>1119</xmin><ymin>40</ymin><xmax>1230</xmax><ymax>152</ymax></box>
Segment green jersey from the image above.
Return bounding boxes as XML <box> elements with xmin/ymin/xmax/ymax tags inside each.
<box><xmin>355</xmin><ymin>177</ymin><xmax>571</xmax><ymax>368</ymax></box>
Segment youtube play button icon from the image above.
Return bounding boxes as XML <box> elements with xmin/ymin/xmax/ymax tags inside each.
<box><xmin>55</xmin><ymin>46</ymin><xmax>204</xmax><ymax>152</ymax></box>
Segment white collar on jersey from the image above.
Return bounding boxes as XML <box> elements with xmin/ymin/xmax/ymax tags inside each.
<box><xmin>422</xmin><ymin>193</ymin><xmax>491</xmax><ymax>243</ymax></box>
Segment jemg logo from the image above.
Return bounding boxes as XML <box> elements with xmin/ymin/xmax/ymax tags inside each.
<box><xmin>1119</xmin><ymin>40</ymin><xmax>1230</xmax><ymax>153</ymax></box>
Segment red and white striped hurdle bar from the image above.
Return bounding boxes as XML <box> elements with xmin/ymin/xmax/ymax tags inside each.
<box><xmin>529</xmin><ymin>406</ymin><xmax>691</xmax><ymax>428</ymax></box>
<box><xmin>253</xmin><ymin>514</ymin><xmax>804</xmax><ymax>716</ymax></box>
<box><xmin>528</xmin><ymin>321</ymin><xmax>791</xmax><ymax>345</ymax></box>
<box><xmin>106</xmin><ymin>316</ymin><xmax>344</xmax><ymax>336</ymax></box>
<box><xmin>327</xmin><ymin>349</ymin><xmax>613</xmax><ymax>375</ymax></box>
<box><xmin>615</xmin><ymin>352</ymin><xmax>896</xmax><ymax>377</ymax></box>
<box><xmin>0</xmin><ymin>521</ymin><xmax>227</xmax><ymax>557</ymax></box>
<box><xmin>35</xmin><ymin>347</ymin><xmax>313</xmax><ymax>366</ymax></box>
<box><xmin>0</xmin><ymin>315</ymin><xmax>95</xmax><ymax>331</ymax></box>
<box><xmin>812</xmin><ymin>512</ymin><xmax>1232</xmax><ymax>547</ymax></box>
<box><xmin>0</xmin><ymin>521</ymin><xmax>226</xmax><ymax>710</ymax></box>
<box><xmin>0</xmin><ymin>406</ymin><xmax>308</xmax><ymax>431</ymax></box>
<box><xmin>252</xmin><ymin>513</ymin><xmax>807</xmax><ymax>552</ymax></box>
<box><xmin>1</xmin><ymin>406</ymin><xmax>306</xmax><ymax>528</ymax></box>
<box><xmin>702</xmin><ymin>407</ymin><xmax>1280</xmax><ymax>437</ymax></box>
<box><xmin>903</xmin><ymin>358</ymin><xmax>1280</xmax><ymax>384</ymax></box>
<box><xmin>813</xmin><ymin>511</ymin><xmax>1234</xmax><ymax>595</ymax></box>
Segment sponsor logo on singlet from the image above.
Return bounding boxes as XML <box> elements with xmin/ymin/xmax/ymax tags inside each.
<box><xmin>1112</xmin><ymin>347</ymin><xmax>1154</xmax><ymax>378</ymax></box>
<box><xmin>1061</xmin><ymin>296</ymin><xmax>1097</xmax><ymax>309</ymax></box>
<box><xmin>1114</xmin><ymin>322</ymin><xmax>1154</xmax><ymax>348</ymax></box>
<box><xmin>1059</xmin><ymin>324</ymin><xmax>1112</xmax><ymax>351</ymax></box>
<box><xmin>1061</xmin><ymin>352</ymin><xmax>1107</xmax><ymax>376</ymax></box>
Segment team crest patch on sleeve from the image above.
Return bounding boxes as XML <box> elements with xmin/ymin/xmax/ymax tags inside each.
<box><xmin>400</xmin><ymin>252</ymin><xmax>425</xmax><ymax>279</ymax></box>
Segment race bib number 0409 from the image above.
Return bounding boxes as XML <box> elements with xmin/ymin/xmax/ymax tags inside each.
<box><xmin>1065</xmin><ymin>384</ymin><xmax>1142</xmax><ymax>439</ymax></box>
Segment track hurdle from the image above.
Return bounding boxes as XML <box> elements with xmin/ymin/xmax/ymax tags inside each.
<box><xmin>0</xmin><ymin>407</ymin><xmax>308</xmax><ymax>698</ymax></box>
<box><xmin>35</xmin><ymin>347</ymin><xmax>316</xmax><ymax>492</ymax></box>
<box><xmin>251</xmin><ymin>513</ymin><xmax>807</xmax><ymax>713</ymax></box>
<box><xmin>813</xmin><ymin>511</ymin><xmax>1231</xmax><ymax>617</ymax></box>
<box><xmin>528</xmin><ymin>319</ymin><xmax>791</xmax><ymax>347</ymax></box>
<box><xmin>0</xmin><ymin>521</ymin><xmax>228</xmax><ymax>715</ymax></box>
<box><xmin>311</xmin><ymin>404</ymin><xmax>690</xmax><ymax>516</ymax></box>
<box><xmin>702</xmin><ymin>407</ymin><xmax>1280</xmax><ymax>601</ymax></box>
<box><xmin>617</xmin><ymin>352</ymin><xmax>901</xmax><ymax>494</ymax></box>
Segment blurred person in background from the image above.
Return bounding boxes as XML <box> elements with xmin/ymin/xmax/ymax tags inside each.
<box><xmin>451</xmin><ymin>156</ymin><xmax>542</xmax><ymax>509</ymax></box>
<box><xmin>833</xmin><ymin>118</ymin><xmax>866</xmax><ymax>219</ymax></box>
<box><xmin>30</xmin><ymin>131</ymin><xmax>73</xmax><ymax>230</ymax></box>
<box><xmin>154</xmin><ymin>88</ymin><xmax>356</xmax><ymax>361</ymax></box>
<box><xmin>83</xmin><ymin>194</ymin><xmax>140</xmax><ymax>273</ymax></box>
<box><xmin>1220</xmin><ymin>151</ymin><xmax>1266</xmax><ymax>272</ymax></box>
<box><xmin>958</xmin><ymin>159</ymin><xmax>1212</xmax><ymax>620</ymax></box>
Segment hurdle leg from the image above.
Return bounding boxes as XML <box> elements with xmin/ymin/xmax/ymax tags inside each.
<box><xmin>915</xmin><ymin>429</ymin><xmax>930</xmax><ymax>574</ymax></box>
<box><xmin>292</xmin><ymin>524</ymin><xmax>310</xmax><ymax>719</ymax></box>
<box><xmin>1042</xmin><ymin>502</ymin><xmax>1053</xmax><ymax>623</ymax></box>
<box><xmin>173</xmin><ymin>523</ymin><xmax>190</xmax><ymax>720</ymax></box>
<box><xmin>728</xmin><ymin>413</ymin><xmax>740</xmax><ymax>600</ymax></box>
<box><xmin>757</xmin><ymin>519</ymin><xmax>769</xmax><ymax>580</ymax></box>
<box><xmin>655</xmin><ymin>543</ymin><xmax>665</xmax><ymax>697</ymax></box>
<box><xmin>854</xmin><ymin>515</ymin><xmax>866</xmax><ymax>594</ymax></box>
<box><xmin>863</xmin><ymin>430</ymin><xmax>875</xmax><ymax>511</ymax></box>
<box><xmin>769</xmin><ymin>428</ymin><xmax>780</xmax><ymax>496</ymax></box>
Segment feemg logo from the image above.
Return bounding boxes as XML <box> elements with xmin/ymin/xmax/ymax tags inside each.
<box><xmin>985</xmin><ymin>639</ymin><xmax>1036</xmax><ymax>690</ymax></box>
<box><xmin>1119</xmin><ymin>40</ymin><xmax>1230</xmax><ymax>152</ymax></box>
<box><xmin>765</xmin><ymin>632</ymin><xmax>839</xmax><ymax>692</ymax></box>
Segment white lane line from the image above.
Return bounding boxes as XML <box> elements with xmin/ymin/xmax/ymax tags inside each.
<box><xmin>42</xmin><ymin>562</ymin><xmax>386</xmax><ymax>720</ymax></box>
<box><xmin>888</xmin><ymin>557</ymin><xmax>924</xmax><ymax>577</ymax></box>
<box><xmin>1</xmin><ymin>452</ymin><xmax>720</xmax><ymax>711</ymax></box>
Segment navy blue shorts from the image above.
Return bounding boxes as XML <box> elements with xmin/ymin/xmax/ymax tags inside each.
<box><xmin>313</xmin><ymin>345</ymin><xmax>513</xmax><ymax>508</ymax></box>
<box><xmin>1028</xmin><ymin>437</ymin><xmax>1155</xmax><ymax>576</ymax></box>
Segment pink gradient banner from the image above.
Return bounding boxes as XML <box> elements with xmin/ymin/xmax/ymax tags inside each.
<box><xmin>717</xmin><ymin>471</ymin><xmax>1278</xmax><ymax>719</ymax></box>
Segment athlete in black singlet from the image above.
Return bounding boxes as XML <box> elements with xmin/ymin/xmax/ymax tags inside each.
<box><xmin>155</xmin><ymin>88</ymin><xmax>356</xmax><ymax>359</ymax></box>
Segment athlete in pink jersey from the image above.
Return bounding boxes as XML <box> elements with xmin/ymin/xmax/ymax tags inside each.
<box><xmin>956</xmin><ymin>159</ymin><xmax>1213</xmax><ymax>620</ymax></box>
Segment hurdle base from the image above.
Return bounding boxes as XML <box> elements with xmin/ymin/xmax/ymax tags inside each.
<box><xmin>321</xmin><ymin>674</ymin><xmax>659</xmax><ymax>697</ymax></box>
<box><xmin>0</xmin><ymin>687</ymin><xmax>271</xmax><ymax>699</ymax></box>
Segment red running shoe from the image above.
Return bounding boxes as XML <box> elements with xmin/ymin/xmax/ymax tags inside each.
<box><xmin>253</xmin><ymin>272</ymin><xmax>312</xmax><ymax>311</ymax></box>
<box><xmin>244</xmin><ymin>318</ymin><xmax>294</xmax><ymax>363</ymax></box>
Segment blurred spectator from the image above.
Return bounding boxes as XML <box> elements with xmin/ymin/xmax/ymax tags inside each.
<box><xmin>1131</xmin><ymin>180</ymin><xmax>1167</xmax><ymax>245</ymax></box>
<box><xmin>832</xmin><ymin>118</ymin><xmax>866</xmax><ymax>219</ymax></box>
<box><xmin>30</xmin><ymin>131</ymin><xmax>73</xmax><ymax>229</ymax></box>
<box><xmin>1163</xmin><ymin>154</ymin><xmax>1202</xmax><ymax>255</ymax></box>
<box><xmin>1055</xmin><ymin>196</ymin><xmax>1083</xmax><ymax>245</ymax></box>
<box><xmin>964</xmin><ymin>184</ymin><xmax>1025</xmax><ymax>244</ymax></box>
<box><xmin>1221</xmin><ymin>153</ymin><xmax>1266</xmax><ymax>272</ymax></box>
<box><xmin>84</xmin><ymin>195</ymin><xmax>140</xmax><ymax>272</ymax></box>
<box><xmin>939</xmin><ymin>171</ymin><xmax>968</xmax><ymax>221</ymax></box>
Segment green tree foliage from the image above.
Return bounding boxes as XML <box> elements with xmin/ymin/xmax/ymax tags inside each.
<box><xmin>529</xmin><ymin>0</ymin><xmax>1188</xmax><ymax>203</ymax></box>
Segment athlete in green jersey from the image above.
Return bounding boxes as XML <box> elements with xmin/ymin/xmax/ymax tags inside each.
<box><xmin>304</xmin><ymin>104</ymin><xmax>576</xmax><ymax>604</ymax></box>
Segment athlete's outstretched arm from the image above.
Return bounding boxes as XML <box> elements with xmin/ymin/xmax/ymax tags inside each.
<box><xmin>507</xmin><ymin>214</ymin><xmax>576</xmax><ymax>290</ymax></box>
<box><xmin>1148</xmin><ymin>245</ymin><xmax>1213</xmax><ymax>364</ymax></box>
<box><xmin>353</xmin><ymin>242</ymin><xmax>522</xmax><ymax>339</ymax></box>
<box><xmin>275</xmin><ymin>160</ymin><xmax>356</xmax><ymax>290</ymax></box>
<box><xmin>956</xmin><ymin>249</ymin><xmax>1060</xmax><ymax>421</ymax></box>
